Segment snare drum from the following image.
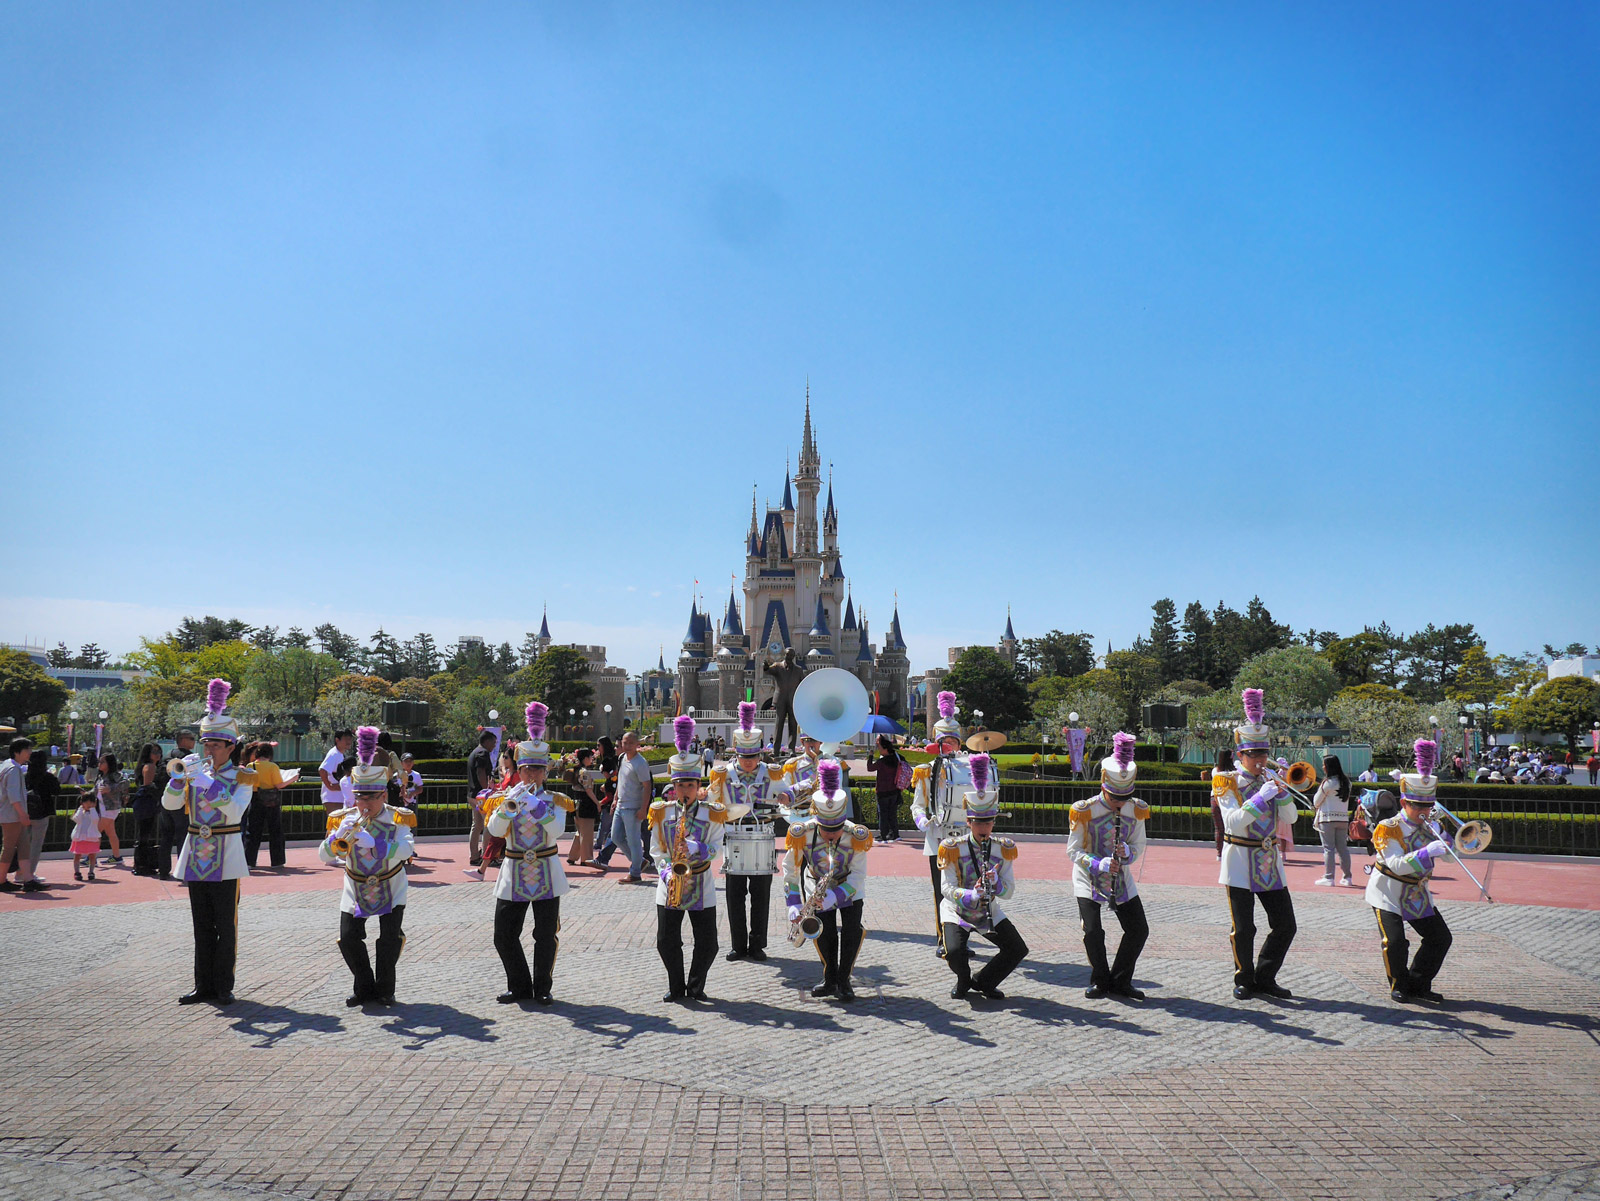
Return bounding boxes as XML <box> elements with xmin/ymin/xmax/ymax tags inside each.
<box><xmin>724</xmin><ymin>822</ymin><xmax>777</xmax><ymax>875</ymax></box>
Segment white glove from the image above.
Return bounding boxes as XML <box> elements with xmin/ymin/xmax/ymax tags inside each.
<box><xmin>1255</xmin><ymin>780</ymin><xmax>1282</xmax><ymax>804</ymax></box>
<box><xmin>787</xmin><ymin>904</ymin><xmax>802</xmax><ymax>922</ymax></box>
<box><xmin>1421</xmin><ymin>838</ymin><xmax>1451</xmax><ymax>865</ymax></box>
<box><xmin>335</xmin><ymin>817</ymin><xmax>359</xmax><ymax>839</ymax></box>
<box><xmin>354</xmin><ymin>830</ymin><xmax>376</xmax><ymax>851</ymax></box>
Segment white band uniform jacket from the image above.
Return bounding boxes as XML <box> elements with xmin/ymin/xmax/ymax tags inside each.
<box><xmin>649</xmin><ymin>797</ymin><xmax>728</xmax><ymax>910</ymax></box>
<box><xmin>938</xmin><ymin>832</ymin><xmax>1017</xmax><ymax>931</ymax></box>
<box><xmin>780</xmin><ymin>754</ymin><xmax>822</xmax><ymax>816</ymax></box>
<box><xmin>319</xmin><ymin>805</ymin><xmax>417</xmax><ymax>917</ymax></box>
<box><xmin>783</xmin><ymin>820</ymin><xmax>871</xmax><ymax>911</ymax></box>
<box><xmin>1215</xmin><ymin>770</ymin><xmax>1300</xmax><ymax>892</ymax></box>
<box><xmin>1066</xmin><ymin>794</ymin><xmax>1150</xmax><ymax>904</ymax></box>
<box><xmin>487</xmin><ymin>785</ymin><xmax>576</xmax><ymax>903</ymax></box>
<box><xmin>711</xmin><ymin>763</ymin><xmax>796</xmax><ymax>876</ymax></box>
<box><xmin>161</xmin><ymin>756</ymin><xmax>254</xmax><ymax>884</ymax></box>
<box><xmin>1366</xmin><ymin>815</ymin><xmax>1439</xmax><ymax>921</ymax></box>
<box><xmin>911</xmin><ymin>753</ymin><xmax>973</xmax><ymax>856</ymax></box>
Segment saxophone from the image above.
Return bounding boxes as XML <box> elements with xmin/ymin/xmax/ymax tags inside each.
<box><xmin>789</xmin><ymin>843</ymin><xmax>839</xmax><ymax>946</ymax></box>
<box><xmin>665</xmin><ymin>799</ymin><xmax>694</xmax><ymax>909</ymax></box>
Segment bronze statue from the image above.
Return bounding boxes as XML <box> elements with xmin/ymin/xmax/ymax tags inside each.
<box><xmin>763</xmin><ymin>648</ymin><xmax>807</xmax><ymax>753</ymax></box>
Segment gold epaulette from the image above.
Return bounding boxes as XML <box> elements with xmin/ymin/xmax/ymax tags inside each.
<box><xmin>326</xmin><ymin>807</ymin><xmax>355</xmax><ymax>833</ymax></box>
<box><xmin>766</xmin><ymin>764</ymin><xmax>786</xmax><ymax>782</ymax></box>
<box><xmin>706</xmin><ymin>800</ymin><xmax>728</xmax><ymax>824</ymax></box>
<box><xmin>1372</xmin><ymin>816</ymin><xmax>1401</xmax><ymax>855</ymax></box>
<box><xmin>1133</xmin><ymin>800</ymin><xmax>1151</xmax><ymax>821</ymax></box>
<box><xmin>782</xmin><ymin>760</ymin><xmax>798</xmax><ymax>780</ymax></box>
<box><xmin>912</xmin><ymin>763</ymin><xmax>932</xmax><ymax>784</ymax></box>
<box><xmin>393</xmin><ymin>808</ymin><xmax>417</xmax><ymax>828</ymax></box>
<box><xmin>936</xmin><ymin>837</ymin><xmax>961</xmax><ymax>868</ymax></box>
<box><xmin>1069</xmin><ymin>798</ymin><xmax>1093</xmax><ymax>826</ymax></box>
<box><xmin>1212</xmin><ymin>772</ymin><xmax>1238</xmax><ymax>800</ymax></box>
<box><xmin>785</xmin><ymin>827</ymin><xmax>808</xmax><ymax>852</ymax></box>
<box><xmin>647</xmin><ymin>799</ymin><xmax>668</xmax><ymax>827</ymax></box>
<box><xmin>850</xmin><ymin>824</ymin><xmax>874</xmax><ymax>853</ymax></box>
<box><xmin>549</xmin><ymin>792</ymin><xmax>576</xmax><ymax>813</ymax></box>
<box><xmin>998</xmin><ymin>835</ymin><xmax>1019</xmax><ymax>861</ymax></box>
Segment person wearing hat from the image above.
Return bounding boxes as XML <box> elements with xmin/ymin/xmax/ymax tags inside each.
<box><xmin>161</xmin><ymin>679</ymin><xmax>254</xmax><ymax>1006</ymax></box>
<box><xmin>937</xmin><ymin>752</ymin><xmax>1026</xmax><ymax>1000</ymax></box>
<box><xmin>320</xmin><ymin>727</ymin><xmax>416</xmax><ymax>1006</ymax></box>
<box><xmin>649</xmin><ymin>716</ymin><xmax>728</xmax><ymax>1002</ymax></box>
<box><xmin>783</xmin><ymin>758</ymin><xmax>872</xmax><ymax>1001</ymax></box>
<box><xmin>1217</xmin><ymin>688</ymin><xmax>1301</xmax><ymax>1000</ymax></box>
<box><xmin>1066</xmin><ymin>733</ymin><xmax>1150</xmax><ymax>1000</ymax></box>
<box><xmin>715</xmin><ymin>701</ymin><xmax>800</xmax><ymax>963</ymax></box>
<box><xmin>1368</xmin><ymin>739</ymin><xmax>1455</xmax><ymax>1004</ymax></box>
<box><xmin>486</xmin><ymin>702</ymin><xmax>575</xmax><ymax>1005</ymax></box>
<box><xmin>156</xmin><ymin>731</ymin><xmax>194</xmax><ymax>879</ymax></box>
<box><xmin>911</xmin><ymin>691</ymin><xmax>973</xmax><ymax>958</ymax></box>
<box><xmin>781</xmin><ymin>732</ymin><xmax>825</xmax><ymax>816</ymax></box>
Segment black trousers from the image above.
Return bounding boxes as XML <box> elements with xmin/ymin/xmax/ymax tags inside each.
<box><xmin>339</xmin><ymin>906</ymin><xmax>406</xmax><ymax>1000</ymax></box>
<box><xmin>656</xmin><ymin>904</ymin><xmax>718</xmax><ymax>995</ymax></box>
<box><xmin>876</xmin><ymin>792</ymin><xmax>900</xmax><ymax>842</ymax></box>
<box><xmin>494</xmin><ymin>897</ymin><xmax>560</xmax><ymax>997</ymax></box>
<box><xmin>188</xmin><ymin>879</ymin><xmax>239</xmax><ymax>996</ymax></box>
<box><xmin>927</xmin><ymin>855</ymin><xmax>947</xmax><ymax>953</ymax></box>
<box><xmin>1226</xmin><ymin>885</ymin><xmax>1297</xmax><ymax>988</ymax></box>
<box><xmin>724</xmin><ymin>873</ymin><xmax>772</xmax><ymax>953</ymax></box>
<box><xmin>942</xmin><ymin>918</ymin><xmax>1028</xmax><ymax>991</ymax></box>
<box><xmin>1375</xmin><ymin>907</ymin><xmax>1453</xmax><ymax>993</ymax></box>
<box><xmin>816</xmin><ymin>900</ymin><xmax>866</xmax><ymax>983</ymax></box>
<box><xmin>157</xmin><ymin>808</ymin><xmax>187</xmax><ymax>879</ymax></box>
<box><xmin>243</xmin><ymin>801</ymin><xmax>285</xmax><ymax>868</ymax></box>
<box><xmin>1078</xmin><ymin>895</ymin><xmax>1149</xmax><ymax>988</ymax></box>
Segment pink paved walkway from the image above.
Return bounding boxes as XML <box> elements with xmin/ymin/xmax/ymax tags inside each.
<box><xmin>6</xmin><ymin>834</ymin><xmax>1597</xmax><ymax>911</ymax></box>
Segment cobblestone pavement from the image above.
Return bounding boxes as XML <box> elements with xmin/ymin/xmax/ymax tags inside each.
<box><xmin>3</xmin><ymin>874</ymin><xmax>1598</xmax><ymax>1200</ymax></box>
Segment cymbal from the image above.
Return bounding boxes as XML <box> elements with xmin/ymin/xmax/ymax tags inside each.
<box><xmin>725</xmin><ymin>801</ymin><xmax>754</xmax><ymax>822</ymax></box>
<box><xmin>966</xmin><ymin>730</ymin><xmax>1008</xmax><ymax>752</ymax></box>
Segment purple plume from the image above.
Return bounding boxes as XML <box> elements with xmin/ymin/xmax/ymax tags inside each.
<box><xmin>1112</xmin><ymin>731</ymin><xmax>1136</xmax><ymax>769</ymax></box>
<box><xmin>356</xmin><ymin>726</ymin><xmax>378</xmax><ymax>765</ymax></box>
<box><xmin>970</xmin><ymin>752</ymin><xmax>991</xmax><ymax>792</ymax></box>
<box><xmin>1414</xmin><ymin>738</ymin><xmax>1438</xmax><ymax>777</ymax></box>
<box><xmin>1242</xmin><ymin>688</ymin><xmax>1265</xmax><ymax>724</ymax></box>
<box><xmin>818</xmin><ymin>758</ymin><xmax>842</xmax><ymax>794</ymax></box>
<box><xmin>525</xmin><ymin>701</ymin><xmax>548</xmax><ymax>741</ymax></box>
<box><xmin>738</xmin><ymin>701</ymin><xmax>756</xmax><ymax>732</ymax></box>
<box><xmin>674</xmin><ymin>715</ymin><xmax>695</xmax><ymax>753</ymax></box>
<box><xmin>937</xmin><ymin>691</ymin><xmax>957</xmax><ymax>720</ymax></box>
<box><xmin>206</xmin><ymin>678</ymin><xmax>231</xmax><ymax>715</ymax></box>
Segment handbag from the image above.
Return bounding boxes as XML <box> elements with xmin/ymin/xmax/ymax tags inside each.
<box><xmin>893</xmin><ymin>754</ymin><xmax>914</xmax><ymax>791</ymax></box>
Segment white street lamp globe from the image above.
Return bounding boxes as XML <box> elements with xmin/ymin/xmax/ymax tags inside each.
<box><xmin>569</xmin><ymin>709</ymin><xmax>576</xmax><ymax>716</ymax></box>
<box><xmin>488</xmin><ymin>710</ymin><xmax>499</xmax><ymax>720</ymax></box>
<box><xmin>1068</xmin><ymin>712</ymin><xmax>1079</xmax><ymax>723</ymax></box>
<box><xmin>1428</xmin><ymin>715</ymin><xmax>1439</xmax><ymax>726</ymax></box>
<box><xmin>604</xmin><ymin>705</ymin><xmax>612</xmax><ymax>713</ymax></box>
<box><xmin>98</xmin><ymin>711</ymin><xmax>108</xmax><ymax>720</ymax></box>
<box><xmin>70</xmin><ymin>711</ymin><xmax>79</xmax><ymax>721</ymax></box>
<box><xmin>1459</xmin><ymin>716</ymin><xmax>1468</xmax><ymax>726</ymax></box>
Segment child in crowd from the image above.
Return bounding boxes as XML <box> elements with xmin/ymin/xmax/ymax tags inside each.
<box><xmin>70</xmin><ymin>793</ymin><xmax>104</xmax><ymax>881</ymax></box>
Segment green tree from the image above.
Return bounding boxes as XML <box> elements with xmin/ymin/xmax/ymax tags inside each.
<box><xmin>311</xmin><ymin>688</ymin><xmax>383</xmax><ymax>741</ymax></box>
<box><xmin>284</xmin><ymin>627</ymin><xmax>312</xmax><ymax>649</ymax></box>
<box><xmin>47</xmin><ymin>642</ymin><xmax>72</xmax><ymax>668</ymax></box>
<box><xmin>76</xmin><ymin>642</ymin><xmax>107</xmax><ymax>668</ymax></box>
<box><xmin>1232</xmin><ymin>646</ymin><xmax>1339</xmax><ymax>716</ymax></box>
<box><xmin>313</xmin><ymin>623</ymin><xmax>361</xmax><ymax>667</ymax></box>
<box><xmin>1325</xmin><ymin>631</ymin><xmax>1389</xmax><ymax>688</ymax></box>
<box><xmin>391</xmin><ymin>677</ymin><xmax>444</xmax><ymax>706</ymax></box>
<box><xmin>368</xmin><ymin>628</ymin><xmax>404</xmax><ymax>682</ymax></box>
<box><xmin>0</xmin><ymin>649</ymin><xmax>70</xmax><ymax>721</ymax></box>
<box><xmin>315</xmin><ymin>673</ymin><xmax>393</xmax><ymax>705</ymax></box>
<box><xmin>1327</xmin><ymin>691</ymin><xmax>1428</xmax><ymax>763</ymax></box>
<box><xmin>1147</xmin><ymin>599</ymin><xmax>1179</xmax><ymax>683</ymax></box>
<box><xmin>249</xmin><ymin>625</ymin><xmax>281</xmax><ymax>652</ymax></box>
<box><xmin>1016</xmin><ymin>630</ymin><xmax>1095</xmax><ymax>681</ymax></box>
<box><xmin>1104</xmin><ymin>650</ymin><xmax>1161</xmax><ymax>730</ymax></box>
<box><xmin>512</xmin><ymin>646</ymin><xmax>595</xmax><ymax>724</ymax></box>
<box><xmin>1052</xmin><ymin>690</ymin><xmax>1128</xmax><ymax>764</ymax></box>
<box><xmin>1369</xmin><ymin>622</ymin><xmax>1408</xmax><ymax>689</ymax></box>
<box><xmin>1334</xmin><ymin>683</ymin><xmax>1409</xmax><ymax>704</ymax></box>
<box><xmin>1403</xmin><ymin>623</ymin><xmax>1482</xmax><ymax>701</ymax></box>
<box><xmin>402</xmin><ymin>633</ymin><xmax>442</xmax><ymax>679</ymax></box>
<box><xmin>1178</xmin><ymin>601</ymin><xmax>1216</xmax><ymax>686</ymax></box>
<box><xmin>1241</xmin><ymin>596</ymin><xmax>1292</xmax><ymax>661</ymax></box>
<box><xmin>171</xmin><ymin>615</ymin><xmax>256</xmax><ymax>651</ymax></box>
<box><xmin>1507</xmin><ymin>678</ymin><xmax>1600</xmax><ymax>749</ymax></box>
<box><xmin>943</xmin><ymin>646</ymin><xmax>1031</xmax><ymax>733</ymax></box>
<box><xmin>243</xmin><ymin>646</ymin><xmax>344</xmax><ymax>707</ymax></box>
<box><xmin>438</xmin><ymin>682</ymin><xmax>521</xmax><ymax>756</ymax></box>
<box><xmin>1210</xmin><ymin>601</ymin><xmax>1248</xmax><ymax>686</ymax></box>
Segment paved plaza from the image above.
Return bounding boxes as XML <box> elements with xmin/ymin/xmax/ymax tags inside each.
<box><xmin>3</xmin><ymin>844</ymin><xmax>1599</xmax><ymax>1201</ymax></box>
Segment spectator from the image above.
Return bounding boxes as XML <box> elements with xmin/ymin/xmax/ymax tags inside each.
<box><xmin>866</xmin><ymin>735</ymin><xmax>904</xmax><ymax>843</ymax></box>
<box><xmin>466</xmin><ymin>731</ymin><xmax>497</xmax><ymax>866</ymax></box>
<box><xmin>592</xmin><ymin>736</ymin><xmax>621</xmax><ymax>867</ymax></box>
<box><xmin>608</xmin><ymin>730</ymin><xmax>653</xmax><ymax>883</ymax></box>
<box><xmin>69</xmin><ymin>791</ymin><xmax>104</xmax><ymax>882</ymax></box>
<box><xmin>1587</xmin><ymin>754</ymin><xmax>1599</xmax><ymax>787</ymax></box>
<box><xmin>58</xmin><ymin>755</ymin><xmax>84</xmax><ymax>786</ymax></box>
<box><xmin>399</xmin><ymin>753</ymin><xmax>422</xmax><ymax>808</ymax></box>
<box><xmin>0</xmin><ymin>738</ymin><xmax>42</xmax><ymax>892</ymax></box>
<box><xmin>1357</xmin><ymin>765</ymin><xmax>1377</xmax><ymax>784</ymax></box>
<box><xmin>21</xmin><ymin>748</ymin><xmax>60</xmax><ymax>889</ymax></box>
<box><xmin>1209</xmin><ymin>747</ymin><xmax>1234</xmax><ymax>859</ymax></box>
<box><xmin>1311</xmin><ymin>754</ymin><xmax>1353</xmax><ymax>887</ymax></box>
<box><xmin>95</xmin><ymin>753</ymin><xmax>127</xmax><ymax>866</ymax></box>
<box><xmin>158</xmin><ymin>730</ymin><xmax>197</xmax><ymax>879</ymax></box>
<box><xmin>319</xmin><ymin>729</ymin><xmax>355</xmax><ymax>815</ymax></box>
<box><xmin>131</xmin><ymin>742</ymin><xmax>164</xmax><ymax>877</ymax></box>
<box><xmin>563</xmin><ymin>747</ymin><xmax>602</xmax><ymax>866</ymax></box>
<box><xmin>242</xmin><ymin>741</ymin><xmax>288</xmax><ymax>869</ymax></box>
<box><xmin>376</xmin><ymin>731</ymin><xmax>404</xmax><ymax>807</ymax></box>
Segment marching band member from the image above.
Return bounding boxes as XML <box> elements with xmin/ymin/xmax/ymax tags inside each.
<box><xmin>1368</xmin><ymin>739</ymin><xmax>1455</xmax><ymax>1004</ymax></box>
<box><xmin>1217</xmin><ymin>688</ymin><xmax>1301</xmax><ymax>1000</ymax></box>
<box><xmin>911</xmin><ymin>691</ymin><xmax>971</xmax><ymax>957</ymax></box>
<box><xmin>162</xmin><ymin>678</ymin><xmax>253</xmax><ymax>1006</ymax></box>
<box><xmin>320</xmin><ymin>726</ymin><xmax>416</xmax><ymax>1006</ymax></box>
<box><xmin>1066</xmin><ymin>733</ymin><xmax>1149</xmax><ymax>1000</ymax></box>
<box><xmin>486</xmin><ymin>702</ymin><xmax>574</xmax><ymax>1005</ymax></box>
<box><xmin>781</xmin><ymin>732</ymin><xmax>824</xmax><ymax>815</ymax></box>
<box><xmin>938</xmin><ymin>753</ymin><xmax>1026</xmax><ymax>1000</ymax></box>
<box><xmin>650</xmin><ymin>716</ymin><xmax>727</xmax><ymax>1002</ymax></box>
<box><xmin>783</xmin><ymin>759</ymin><xmax>871</xmax><ymax>1001</ymax></box>
<box><xmin>715</xmin><ymin>701</ymin><xmax>797</xmax><ymax>963</ymax></box>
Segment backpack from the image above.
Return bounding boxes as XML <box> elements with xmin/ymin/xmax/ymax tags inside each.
<box><xmin>893</xmin><ymin>754</ymin><xmax>913</xmax><ymax>791</ymax></box>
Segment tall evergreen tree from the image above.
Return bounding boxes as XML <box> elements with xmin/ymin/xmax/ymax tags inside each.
<box><xmin>1178</xmin><ymin>601</ymin><xmax>1215</xmax><ymax>686</ymax></box>
<box><xmin>1148</xmin><ymin>599</ymin><xmax>1179</xmax><ymax>683</ymax></box>
<box><xmin>368</xmin><ymin>628</ymin><xmax>404</xmax><ymax>682</ymax></box>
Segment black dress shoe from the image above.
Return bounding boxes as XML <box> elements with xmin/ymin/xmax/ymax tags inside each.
<box><xmin>687</xmin><ymin>987</ymin><xmax>708</xmax><ymax>1002</ymax></box>
<box><xmin>346</xmin><ymin>995</ymin><xmax>368</xmax><ymax>1008</ymax></box>
<box><xmin>976</xmin><ymin>986</ymin><xmax>1005</xmax><ymax>1000</ymax></box>
<box><xmin>1232</xmin><ymin>985</ymin><xmax>1254</xmax><ymax>1001</ymax></box>
<box><xmin>535</xmin><ymin>992</ymin><xmax>553</xmax><ymax>1006</ymax></box>
<box><xmin>497</xmin><ymin>990</ymin><xmax>532</xmax><ymax>1004</ymax></box>
<box><xmin>725</xmin><ymin>950</ymin><xmax>747</xmax><ymax>962</ymax></box>
<box><xmin>810</xmin><ymin>980</ymin><xmax>839</xmax><ymax>998</ymax></box>
<box><xmin>376</xmin><ymin>995</ymin><xmax>396</xmax><ymax>1007</ymax></box>
<box><xmin>748</xmin><ymin>948</ymin><xmax>768</xmax><ymax>962</ymax></box>
<box><xmin>935</xmin><ymin>946</ymin><xmax>948</xmax><ymax>959</ymax></box>
<box><xmin>662</xmin><ymin>990</ymin><xmax>685</xmax><ymax>1003</ymax></box>
<box><xmin>837</xmin><ymin>981</ymin><xmax>857</xmax><ymax>1002</ymax></box>
<box><xmin>1111</xmin><ymin>983</ymin><xmax>1147</xmax><ymax>1001</ymax></box>
<box><xmin>213</xmin><ymin>992</ymin><xmax>235</xmax><ymax>1006</ymax></box>
<box><xmin>1084</xmin><ymin>982</ymin><xmax>1109</xmax><ymax>999</ymax></box>
<box><xmin>1255</xmin><ymin>981</ymin><xmax>1293</xmax><ymax>999</ymax></box>
<box><xmin>1414</xmin><ymin>988</ymin><xmax>1444</xmax><ymax>1004</ymax></box>
<box><xmin>1391</xmin><ymin>987</ymin><xmax>1414</xmax><ymax>1003</ymax></box>
<box><xmin>949</xmin><ymin>982</ymin><xmax>970</xmax><ymax>999</ymax></box>
<box><xmin>178</xmin><ymin>991</ymin><xmax>213</xmax><ymax>1005</ymax></box>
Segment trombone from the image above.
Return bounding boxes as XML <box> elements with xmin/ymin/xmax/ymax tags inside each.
<box><xmin>1419</xmin><ymin>802</ymin><xmax>1494</xmax><ymax>903</ymax></box>
<box><xmin>1262</xmin><ymin>760</ymin><xmax>1321</xmax><ymax>819</ymax></box>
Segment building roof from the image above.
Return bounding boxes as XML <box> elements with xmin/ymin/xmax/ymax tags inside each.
<box><xmin>721</xmin><ymin>588</ymin><xmax>743</xmax><ymax>637</ymax></box>
<box><xmin>1003</xmin><ymin>609</ymin><xmax>1016</xmax><ymax>642</ymax></box>
<box><xmin>829</xmin><ymin>554</ymin><xmax>845</xmax><ymax>580</ymax></box>
<box><xmin>759</xmin><ymin>510</ymin><xmax>789</xmax><ymax>560</ymax></box>
<box><xmin>856</xmin><ymin>618</ymin><xmax>874</xmax><ymax>663</ymax></box>
<box><xmin>683</xmin><ymin>601</ymin><xmax>703</xmax><ymax>647</ymax></box>
<box><xmin>888</xmin><ymin>605</ymin><xmax>907</xmax><ymax>651</ymax></box>
<box><xmin>539</xmin><ymin>607</ymin><xmax>551</xmax><ymax>639</ymax></box>
<box><xmin>758</xmin><ymin>600</ymin><xmax>793</xmax><ymax>652</ymax></box>
<box><xmin>809</xmin><ymin>594</ymin><xmax>830</xmax><ymax>638</ymax></box>
<box><xmin>841</xmin><ymin>594</ymin><xmax>857</xmax><ymax>631</ymax></box>
<box><xmin>781</xmin><ymin>469</ymin><xmax>794</xmax><ymax>512</ymax></box>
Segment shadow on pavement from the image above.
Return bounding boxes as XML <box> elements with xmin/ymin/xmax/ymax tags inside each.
<box><xmin>546</xmin><ymin>1000</ymin><xmax>695</xmax><ymax>1049</ymax></box>
<box><xmin>1140</xmin><ymin>995</ymin><xmax>1345</xmax><ymax>1047</ymax></box>
<box><xmin>717</xmin><ymin>998</ymin><xmax>850</xmax><ymax>1034</ymax></box>
<box><xmin>228</xmin><ymin>1002</ymin><xmax>346</xmax><ymax>1047</ymax></box>
<box><xmin>864</xmin><ymin>994</ymin><xmax>999</xmax><ymax>1048</ymax></box>
<box><xmin>992</xmin><ymin>992</ymin><xmax>1160</xmax><ymax>1035</ymax></box>
<box><xmin>379</xmin><ymin>1001</ymin><xmax>498</xmax><ymax>1050</ymax></box>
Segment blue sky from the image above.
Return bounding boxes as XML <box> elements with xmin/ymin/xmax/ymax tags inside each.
<box><xmin>3</xmin><ymin>2</ymin><xmax>1596</xmax><ymax>674</ymax></box>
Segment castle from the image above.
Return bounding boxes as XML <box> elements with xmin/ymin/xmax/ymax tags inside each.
<box><xmin>675</xmin><ymin>394</ymin><xmax>911</xmax><ymax>721</ymax></box>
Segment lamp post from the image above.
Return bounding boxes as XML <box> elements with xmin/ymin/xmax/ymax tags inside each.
<box><xmin>68</xmin><ymin>710</ymin><xmax>79</xmax><ymax>759</ymax></box>
<box><xmin>96</xmin><ymin>709</ymin><xmax>108</xmax><ymax>758</ymax></box>
<box><xmin>1458</xmin><ymin>714</ymin><xmax>1469</xmax><ymax>769</ymax></box>
<box><xmin>603</xmin><ymin>703</ymin><xmax>613</xmax><ymax>739</ymax></box>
